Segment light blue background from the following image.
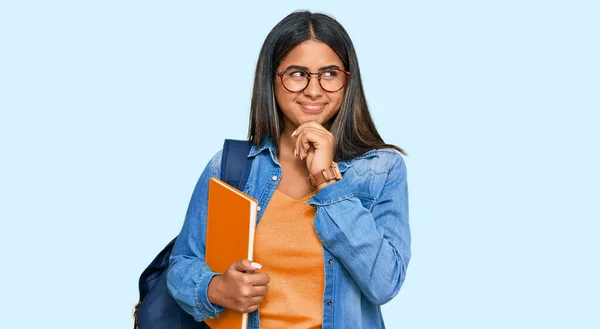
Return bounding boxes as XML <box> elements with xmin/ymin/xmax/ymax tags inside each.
<box><xmin>1</xmin><ymin>1</ymin><xmax>598</xmax><ymax>328</ymax></box>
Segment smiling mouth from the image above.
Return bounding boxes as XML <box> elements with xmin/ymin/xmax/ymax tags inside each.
<box><xmin>298</xmin><ymin>102</ymin><xmax>326</xmax><ymax>113</ymax></box>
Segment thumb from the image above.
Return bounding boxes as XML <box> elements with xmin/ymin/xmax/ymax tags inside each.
<box><xmin>230</xmin><ymin>259</ymin><xmax>262</xmax><ymax>272</ymax></box>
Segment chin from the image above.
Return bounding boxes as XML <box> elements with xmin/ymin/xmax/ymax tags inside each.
<box><xmin>299</xmin><ymin>116</ymin><xmax>325</xmax><ymax>125</ymax></box>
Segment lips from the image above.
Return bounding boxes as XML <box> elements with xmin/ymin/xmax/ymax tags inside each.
<box><xmin>298</xmin><ymin>102</ymin><xmax>326</xmax><ymax>113</ymax></box>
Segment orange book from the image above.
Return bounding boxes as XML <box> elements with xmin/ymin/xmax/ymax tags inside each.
<box><xmin>204</xmin><ymin>178</ymin><xmax>258</xmax><ymax>329</ymax></box>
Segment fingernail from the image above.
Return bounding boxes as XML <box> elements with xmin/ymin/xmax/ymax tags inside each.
<box><xmin>300</xmin><ymin>154</ymin><xmax>303</xmax><ymax>160</ymax></box>
<box><xmin>250</xmin><ymin>262</ymin><xmax>262</xmax><ymax>269</ymax></box>
<box><xmin>292</xmin><ymin>129</ymin><xmax>296</xmax><ymax>137</ymax></box>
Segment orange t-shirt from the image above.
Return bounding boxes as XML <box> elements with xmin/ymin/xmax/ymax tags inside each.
<box><xmin>253</xmin><ymin>189</ymin><xmax>324</xmax><ymax>329</ymax></box>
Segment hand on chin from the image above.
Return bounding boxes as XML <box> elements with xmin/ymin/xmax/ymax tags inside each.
<box><xmin>291</xmin><ymin>121</ymin><xmax>335</xmax><ymax>175</ymax></box>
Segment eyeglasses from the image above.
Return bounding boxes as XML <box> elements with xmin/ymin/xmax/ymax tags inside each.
<box><xmin>275</xmin><ymin>68</ymin><xmax>350</xmax><ymax>93</ymax></box>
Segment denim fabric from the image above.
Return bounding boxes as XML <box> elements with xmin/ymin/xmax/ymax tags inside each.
<box><xmin>166</xmin><ymin>136</ymin><xmax>411</xmax><ymax>329</ymax></box>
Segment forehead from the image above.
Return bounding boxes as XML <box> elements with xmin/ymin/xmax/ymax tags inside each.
<box><xmin>279</xmin><ymin>40</ymin><xmax>343</xmax><ymax>70</ymax></box>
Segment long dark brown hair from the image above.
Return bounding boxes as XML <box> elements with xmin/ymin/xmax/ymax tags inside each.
<box><xmin>248</xmin><ymin>10</ymin><xmax>406</xmax><ymax>161</ymax></box>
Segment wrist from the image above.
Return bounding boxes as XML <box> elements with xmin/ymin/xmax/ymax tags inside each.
<box><xmin>207</xmin><ymin>275</ymin><xmax>224</xmax><ymax>306</ymax></box>
<box><xmin>308</xmin><ymin>161</ymin><xmax>342</xmax><ymax>189</ymax></box>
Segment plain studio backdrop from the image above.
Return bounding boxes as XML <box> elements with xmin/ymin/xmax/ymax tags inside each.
<box><xmin>1</xmin><ymin>1</ymin><xmax>598</xmax><ymax>328</ymax></box>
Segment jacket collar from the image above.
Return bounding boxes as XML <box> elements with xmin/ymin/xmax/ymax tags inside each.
<box><xmin>248</xmin><ymin>135</ymin><xmax>276</xmax><ymax>158</ymax></box>
<box><xmin>248</xmin><ymin>135</ymin><xmax>280</xmax><ymax>166</ymax></box>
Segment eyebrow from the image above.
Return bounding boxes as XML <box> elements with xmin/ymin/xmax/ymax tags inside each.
<box><xmin>284</xmin><ymin>64</ymin><xmax>342</xmax><ymax>71</ymax></box>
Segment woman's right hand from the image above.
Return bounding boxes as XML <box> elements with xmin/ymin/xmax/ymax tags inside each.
<box><xmin>207</xmin><ymin>259</ymin><xmax>270</xmax><ymax>313</ymax></box>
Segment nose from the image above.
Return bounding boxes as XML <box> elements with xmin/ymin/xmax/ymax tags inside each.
<box><xmin>303</xmin><ymin>75</ymin><xmax>323</xmax><ymax>99</ymax></box>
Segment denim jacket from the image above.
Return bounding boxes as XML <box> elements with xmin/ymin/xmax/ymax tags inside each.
<box><xmin>167</xmin><ymin>136</ymin><xmax>411</xmax><ymax>329</ymax></box>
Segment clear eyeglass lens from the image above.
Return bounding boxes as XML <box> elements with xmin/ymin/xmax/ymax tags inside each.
<box><xmin>282</xmin><ymin>70</ymin><xmax>346</xmax><ymax>92</ymax></box>
<box><xmin>320</xmin><ymin>70</ymin><xmax>345</xmax><ymax>92</ymax></box>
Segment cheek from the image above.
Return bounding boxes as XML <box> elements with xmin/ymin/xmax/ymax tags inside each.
<box><xmin>274</xmin><ymin>85</ymin><xmax>297</xmax><ymax>110</ymax></box>
<box><xmin>273</xmin><ymin>83</ymin><xmax>285</xmax><ymax>108</ymax></box>
<box><xmin>330</xmin><ymin>92</ymin><xmax>344</xmax><ymax>110</ymax></box>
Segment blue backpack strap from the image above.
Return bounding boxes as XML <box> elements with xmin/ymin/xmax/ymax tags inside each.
<box><xmin>220</xmin><ymin>139</ymin><xmax>253</xmax><ymax>190</ymax></box>
<box><xmin>138</xmin><ymin>140</ymin><xmax>253</xmax><ymax>299</ymax></box>
<box><xmin>135</xmin><ymin>139</ymin><xmax>254</xmax><ymax>329</ymax></box>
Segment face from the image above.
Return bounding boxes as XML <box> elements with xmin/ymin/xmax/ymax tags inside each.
<box><xmin>274</xmin><ymin>40</ymin><xmax>346</xmax><ymax>131</ymax></box>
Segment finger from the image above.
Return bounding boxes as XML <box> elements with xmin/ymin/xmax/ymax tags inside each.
<box><xmin>243</xmin><ymin>296</ymin><xmax>266</xmax><ymax>313</ymax></box>
<box><xmin>248</xmin><ymin>272</ymin><xmax>271</xmax><ymax>286</ymax></box>
<box><xmin>299</xmin><ymin>128</ymin><xmax>328</xmax><ymax>158</ymax></box>
<box><xmin>294</xmin><ymin>127</ymin><xmax>311</xmax><ymax>157</ymax></box>
<box><xmin>231</xmin><ymin>259</ymin><xmax>262</xmax><ymax>273</ymax></box>
<box><xmin>292</xmin><ymin>121</ymin><xmax>328</xmax><ymax>146</ymax></box>
<box><xmin>295</xmin><ymin>129</ymin><xmax>305</xmax><ymax>159</ymax></box>
<box><xmin>250</xmin><ymin>295</ymin><xmax>265</xmax><ymax>305</ymax></box>
<box><xmin>250</xmin><ymin>285</ymin><xmax>268</xmax><ymax>297</ymax></box>
<box><xmin>294</xmin><ymin>125</ymin><xmax>330</xmax><ymax>159</ymax></box>
<box><xmin>297</xmin><ymin>129</ymin><xmax>320</xmax><ymax>159</ymax></box>
<box><xmin>300</xmin><ymin>130</ymin><xmax>313</xmax><ymax>158</ymax></box>
<box><xmin>292</xmin><ymin>121</ymin><xmax>329</xmax><ymax>136</ymax></box>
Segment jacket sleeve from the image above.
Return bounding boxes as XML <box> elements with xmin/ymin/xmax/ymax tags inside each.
<box><xmin>166</xmin><ymin>150</ymin><xmax>226</xmax><ymax>321</ymax></box>
<box><xmin>309</xmin><ymin>155</ymin><xmax>411</xmax><ymax>305</ymax></box>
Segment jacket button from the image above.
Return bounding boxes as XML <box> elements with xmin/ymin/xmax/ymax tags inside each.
<box><xmin>328</xmin><ymin>259</ymin><xmax>333</xmax><ymax>264</ymax></box>
<box><xmin>257</xmin><ymin>206</ymin><xmax>262</xmax><ymax>211</ymax></box>
<box><xmin>272</xmin><ymin>176</ymin><xmax>278</xmax><ymax>181</ymax></box>
<box><xmin>327</xmin><ymin>301</ymin><xmax>333</xmax><ymax>307</ymax></box>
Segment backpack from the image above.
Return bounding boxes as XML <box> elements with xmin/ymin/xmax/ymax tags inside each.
<box><xmin>134</xmin><ymin>139</ymin><xmax>254</xmax><ymax>329</ymax></box>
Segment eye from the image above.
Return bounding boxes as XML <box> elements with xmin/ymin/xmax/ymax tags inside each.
<box><xmin>321</xmin><ymin>70</ymin><xmax>338</xmax><ymax>78</ymax></box>
<box><xmin>289</xmin><ymin>70</ymin><xmax>307</xmax><ymax>78</ymax></box>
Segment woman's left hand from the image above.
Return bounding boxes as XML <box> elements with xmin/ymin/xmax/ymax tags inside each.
<box><xmin>292</xmin><ymin>121</ymin><xmax>335</xmax><ymax>176</ymax></box>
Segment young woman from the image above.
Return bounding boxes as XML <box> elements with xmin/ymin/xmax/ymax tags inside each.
<box><xmin>167</xmin><ymin>11</ymin><xmax>411</xmax><ymax>329</ymax></box>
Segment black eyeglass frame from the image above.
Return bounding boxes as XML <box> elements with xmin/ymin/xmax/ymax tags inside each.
<box><xmin>274</xmin><ymin>68</ymin><xmax>351</xmax><ymax>93</ymax></box>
